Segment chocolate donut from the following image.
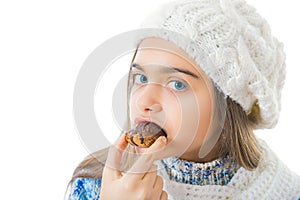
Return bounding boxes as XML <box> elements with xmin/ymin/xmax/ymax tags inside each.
<box><xmin>125</xmin><ymin>122</ymin><xmax>167</xmax><ymax>148</ymax></box>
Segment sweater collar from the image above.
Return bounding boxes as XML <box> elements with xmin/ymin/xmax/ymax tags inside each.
<box><xmin>160</xmin><ymin>155</ymin><xmax>240</xmax><ymax>186</ymax></box>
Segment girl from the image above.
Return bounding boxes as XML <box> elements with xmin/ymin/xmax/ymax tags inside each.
<box><xmin>67</xmin><ymin>0</ymin><xmax>300</xmax><ymax>199</ymax></box>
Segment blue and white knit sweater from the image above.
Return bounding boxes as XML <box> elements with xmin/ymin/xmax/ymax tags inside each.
<box><xmin>67</xmin><ymin>140</ymin><xmax>300</xmax><ymax>199</ymax></box>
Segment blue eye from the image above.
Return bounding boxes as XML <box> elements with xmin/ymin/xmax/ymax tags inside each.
<box><xmin>168</xmin><ymin>81</ymin><xmax>186</xmax><ymax>91</ymax></box>
<box><xmin>134</xmin><ymin>74</ymin><xmax>148</xmax><ymax>84</ymax></box>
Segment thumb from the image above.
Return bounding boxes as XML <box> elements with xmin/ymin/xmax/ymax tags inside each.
<box><xmin>144</xmin><ymin>136</ymin><xmax>167</xmax><ymax>160</ymax></box>
<box><xmin>126</xmin><ymin>136</ymin><xmax>167</xmax><ymax>175</ymax></box>
<box><xmin>147</xmin><ymin>136</ymin><xmax>167</xmax><ymax>152</ymax></box>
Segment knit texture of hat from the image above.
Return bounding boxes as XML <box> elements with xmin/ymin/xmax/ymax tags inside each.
<box><xmin>137</xmin><ymin>0</ymin><xmax>286</xmax><ymax>129</ymax></box>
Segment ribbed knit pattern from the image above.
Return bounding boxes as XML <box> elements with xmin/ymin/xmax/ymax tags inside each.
<box><xmin>155</xmin><ymin>140</ymin><xmax>300</xmax><ymax>199</ymax></box>
<box><xmin>67</xmin><ymin>140</ymin><xmax>300</xmax><ymax>199</ymax></box>
<box><xmin>161</xmin><ymin>155</ymin><xmax>240</xmax><ymax>185</ymax></box>
<box><xmin>137</xmin><ymin>0</ymin><xmax>286</xmax><ymax>129</ymax></box>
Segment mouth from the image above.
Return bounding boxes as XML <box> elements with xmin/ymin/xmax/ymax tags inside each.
<box><xmin>125</xmin><ymin>120</ymin><xmax>167</xmax><ymax>148</ymax></box>
<box><xmin>134</xmin><ymin>117</ymin><xmax>167</xmax><ymax>134</ymax></box>
<box><xmin>134</xmin><ymin>117</ymin><xmax>152</xmax><ymax>125</ymax></box>
<box><xmin>134</xmin><ymin>118</ymin><xmax>167</xmax><ymax>137</ymax></box>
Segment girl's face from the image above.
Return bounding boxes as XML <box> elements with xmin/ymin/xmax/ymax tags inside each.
<box><xmin>129</xmin><ymin>38</ymin><xmax>216</xmax><ymax>162</ymax></box>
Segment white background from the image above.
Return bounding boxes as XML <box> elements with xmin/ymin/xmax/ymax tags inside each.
<box><xmin>0</xmin><ymin>0</ymin><xmax>299</xmax><ymax>199</ymax></box>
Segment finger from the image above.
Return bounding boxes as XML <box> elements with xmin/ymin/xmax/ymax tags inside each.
<box><xmin>141</xmin><ymin>165</ymin><xmax>157</xmax><ymax>187</ymax></box>
<box><xmin>124</xmin><ymin>136</ymin><xmax>167</xmax><ymax>181</ymax></box>
<box><xmin>133</xmin><ymin>136</ymin><xmax>167</xmax><ymax>173</ymax></box>
<box><xmin>107</xmin><ymin>133</ymin><xmax>128</xmax><ymax>168</ymax></box>
<box><xmin>151</xmin><ymin>178</ymin><xmax>164</xmax><ymax>200</ymax></box>
<box><xmin>103</xmin><ymin>133</ymin><xmax>128</xmax><ymax>180</ymax></box>
<box><xmin>160</xmin><ymin>191</ymin><xmax>168</xmax><ymax>200</ymax></box>
<box><xmin>146</xmin><ymin>136</ymin><xmax>167</xmax><ymax>156</ymax></box>
<box><xmin>153</xmin><ymin>175</ymin><xmax>164</xmax><ymax>190</ymax></box>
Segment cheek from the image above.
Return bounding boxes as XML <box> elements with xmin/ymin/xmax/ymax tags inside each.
<box><xmin>129</xmin><ymin>94</ymin><xmax>137</xmax><ymax>115</ymax></box>
<box><xmin>128</xmin><ymin>95</ymin><xmax>136</xmax><ymax>122</ymax></box>
<box><xmin>162</xmin><ymin>98</ymin><xmax>182</xmax><ymax>137</ymax></box>
<box><xmin>189</xmin><ymin>94</ymin><xmax>212</xmax><ymax>148</ymax></box>
<box><xmin>128</xmin><ymin>85</ymin><xmax>213</xmax><ymax>155</ymax></box>
<box><xmin>197</xmin><ymin>90</ymin><xmax>212</xmax><ymax>135</ymax></box>
<box><xmin>188</xmin><ymin>87</ymin><xmax>213</xmax><ymax>149</ymax></box>
<box><xmin>165</xmin><ymin>92</ymin><xmax>201</xmax><ymax>150</ymax></box>
<box><xmin>167</xmin><ymin>89</ymin><xmax>213</xmax><ymax>152</ymax></box>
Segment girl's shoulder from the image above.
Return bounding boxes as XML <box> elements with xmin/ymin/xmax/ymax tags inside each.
<box><xmin>67</xmin><ymin>177</ymin><xmax>102</xmax><ymax>200</ymax></box>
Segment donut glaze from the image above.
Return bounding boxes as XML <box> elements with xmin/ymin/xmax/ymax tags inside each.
<box><xmin>125</xmin><ymin>122</ymin><xmax>167</xmax><ymax>148</ymax></box>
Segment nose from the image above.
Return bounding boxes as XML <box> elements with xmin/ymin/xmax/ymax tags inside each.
<box><xmin>140</xmin><ymin>103</ymin><xmax>162</xmax><ymax>112</ymax></box>
<box><xmin>135</xmin><ymin>85</ymin><xmax>163</xmax><ymax>113</ymax></box>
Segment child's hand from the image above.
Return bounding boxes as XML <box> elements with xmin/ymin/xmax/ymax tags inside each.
<box><xmin>100</xmin><ymin>134</ymin><xmax>168</xmax><ymax>200</ymax></box>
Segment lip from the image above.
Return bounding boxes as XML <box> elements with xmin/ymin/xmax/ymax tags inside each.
<box><xmin>134</xmin><ymin>117</ymin><xmax>151</xmax><ymax>125</ymax></box>
<box><xmin>133</xmin><ymin>117</ymin><xmax>167</xmax><ymax>136</ymax></box>
<box><xmin>134</xmin><ymin>117</ymin><xmax>162</xmax><ymax>127</ymax></box>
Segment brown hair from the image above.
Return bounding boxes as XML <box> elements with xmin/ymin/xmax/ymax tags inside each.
<box><xmin>216</xmin><ymin>89</ymin><xmax>262</xmax><ymax>170</ymax></box>
<box><xmin>67</xmin><ymin>48</ymin><xmax>262</xmax><ymax>188</ymax></box>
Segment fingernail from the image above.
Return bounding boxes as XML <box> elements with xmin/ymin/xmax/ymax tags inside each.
<box><xmin>161</xmin><ymin>136</ymin><xmax>167</xmax><ymax>144</ymax></box>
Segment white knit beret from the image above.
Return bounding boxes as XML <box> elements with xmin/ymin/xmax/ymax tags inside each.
<box><xmin>137</xmin><ymin>0</ymin><xmax>286</xmax><ymax>129</ymax></box>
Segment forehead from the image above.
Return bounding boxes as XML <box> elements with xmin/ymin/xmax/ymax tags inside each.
<box><xmin>134</xmin><ymin>37</ymin><xmax>202</xmax><ymax>77</ymax></box>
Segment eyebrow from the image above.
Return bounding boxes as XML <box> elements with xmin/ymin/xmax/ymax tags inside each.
<box><xmin>131</xmin><ymin>63</ymin><xmax>199</xmax><ymax>79</ymax></box>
